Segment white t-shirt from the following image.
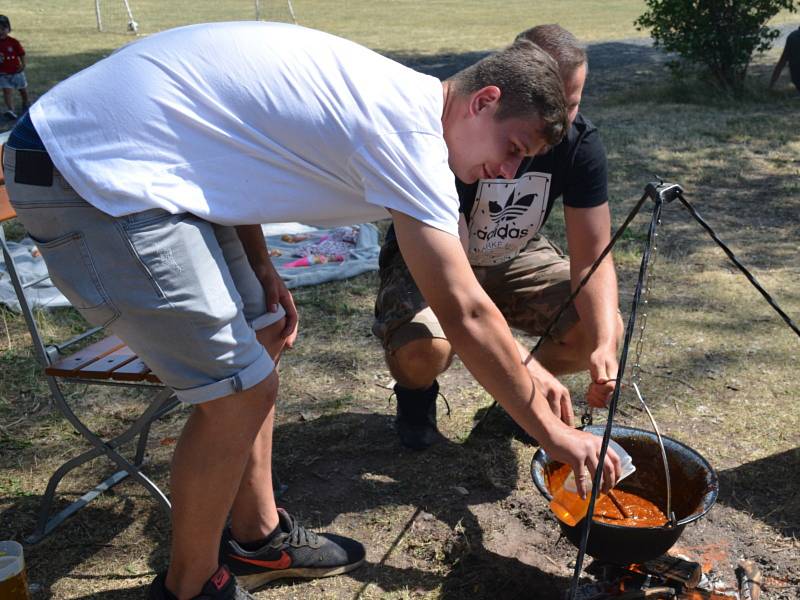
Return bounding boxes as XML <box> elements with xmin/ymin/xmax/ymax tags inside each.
<box><xmin>30</xmin><ymin>22</ymin><xmax>459</xmax><ymax>236</ymax></box>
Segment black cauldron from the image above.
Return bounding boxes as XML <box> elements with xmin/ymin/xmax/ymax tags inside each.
<box><xmin>531</xmin><ymin>425</ymin><xmax>719</xmax><ymax>565</ymax></box>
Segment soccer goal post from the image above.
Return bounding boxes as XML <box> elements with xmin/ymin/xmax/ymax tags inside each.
<box><xmin>255</xmin><ymin>0</ymin><xmax>297</xmax><ymax>24</ymax></box>
<box><xmin>95</xmin><ymin>2</ymin><xmax>298</xmax><ymax>34</ymax></box>
<box><xmin>95</xmin><ymin>0</ymin><xmax>139</xmax><ymax>34</ymax></box>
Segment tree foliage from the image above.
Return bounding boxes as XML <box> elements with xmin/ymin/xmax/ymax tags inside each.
<box><xmin>635</xmin><ymin>0</ymin><xmax>797</xmax><ymax>89</ymax></box>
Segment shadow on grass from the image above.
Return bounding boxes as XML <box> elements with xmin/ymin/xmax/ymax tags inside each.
<box><xmin>655</xmin><ymin>192</ymin><xmax>799</xmax><ymax>269</ymax></box>
<box><xmin>384</xmin><ymin>37</ymin><xmax>668</xmax><ymax>81</ymax></box>
<box><xmin>0</xmin><ymin>499</ymin><xmax>137</xmax><ymax>592</ymax></box>
<box><xmin>272</xmin><ymin>411</ymin><xmax>516</xmax><ymax>521</ymax></box>
<box><xmin>269</xmin><ymin>410</ymin><xmax>571</xmax><ymax>597</ymax></box>
<box><xmin>587</xmin><ymin>39</ymin><xmax>669</xmax><ymax>72</ymax></box>
<box><xmin>717</xmin><ymin>447</ymin><xmax>799</xmax><ymax>537</ymax></box>
<box><xmin>440</xmin><ymin>549</ymin><xmax>572</xmax><ymax>600</ymax></box>
<box><xmin>0</xmin><ymin>461</ymin><xmax>171</xmax><ymax>594</ymax></box>
<box><xmin>383</xmin><ymin>50</ymin><xmax>490</xmax><ymax>79</ymax></box>
<box><xmin>595</xmin><ymin>158</ymin><xmax>798</xmax><ymax>290</ymax></box>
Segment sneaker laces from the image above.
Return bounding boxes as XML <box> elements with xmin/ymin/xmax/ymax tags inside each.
<box><xmin>283</xmin><ymin>512</ymin><xmax>321</xmax><ymax>548</ymax></box>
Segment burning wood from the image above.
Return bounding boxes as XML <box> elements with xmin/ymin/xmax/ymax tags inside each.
<box><xmin>615</xmin><ymin>587</ymin><xmax>676</xmax><ymax>599</ymax></box>
<box><xmin>629</xmin><ymin>555</ymin><xmax>702</xmax><ymax>589</ymax></box>
<box><xmin>576</xmin><ymin>553</ymin><xmax>745</xmax><ymax>600</ymax></box>
<box><xmin>735</xmin><ymin>560</ymin><xmax>761</xmax><ymax>600</ymax></box>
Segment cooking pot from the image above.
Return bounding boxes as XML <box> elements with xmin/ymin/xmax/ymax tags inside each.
<box><xmin>531</xmin><ymin>425</ymin><xmax>718</xmax><ymax>564</ymax></box>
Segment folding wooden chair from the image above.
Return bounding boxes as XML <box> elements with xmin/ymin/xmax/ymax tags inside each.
<box><xmin>0</xmin><ymin>168</ymin><xmax>180</xmax><ymax>544</ymax></box>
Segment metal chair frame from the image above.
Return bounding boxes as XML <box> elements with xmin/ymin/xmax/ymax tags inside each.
<box><xmin>0</xmin><ymin>178</ymin><xmax>179</xmax><ymax>544</ymax></box>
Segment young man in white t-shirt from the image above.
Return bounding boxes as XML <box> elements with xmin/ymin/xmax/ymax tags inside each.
<box><xmin>4</xmin><ymin>22</ymin><xmax>621</xmax><ymax>600</ymax></box>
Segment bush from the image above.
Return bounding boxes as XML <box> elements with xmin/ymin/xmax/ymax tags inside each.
<box><xmin>635</xmin><ymin>0</ymin><xmax>797</xmax><ymax>89</ymax></box>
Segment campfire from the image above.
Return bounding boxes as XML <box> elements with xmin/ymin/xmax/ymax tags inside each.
<box><xmin>573</xmin><ymin>554</ymin><xmax>762</xmax><ymax>600</ymax></box>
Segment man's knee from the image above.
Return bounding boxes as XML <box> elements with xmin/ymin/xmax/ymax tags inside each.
<box><xmin>193</xmin><ymin>369</ymin><xmax>278</xmax><ymax>434</ymax></box>
<box><xmin>387</xmin><ymin>337</ymin><xmax>453</xmax><ymax>388</ymax></box>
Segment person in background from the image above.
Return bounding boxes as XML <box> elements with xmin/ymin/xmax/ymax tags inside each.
<box><xmin>769</xmin><ymin>24</ymin><xmax>800</xmax><ymax>93</ymax></box>
<box><xmin>0</xmin><ymin>15</ymin><xmax>29</xmax><ymax>120</ymax></box>
<box><xmin>373</xmin><ymin>24</ymin><xmax>623</xmax><ymax>450</ymax></box>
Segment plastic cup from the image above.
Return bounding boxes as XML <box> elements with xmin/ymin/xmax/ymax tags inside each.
<box><xmin>0</xmin><ymin>541</ymin><xmax>31</xmax><ymax>600</ymax></box>
<box><xmin>550</xmin><ymin>437</ymin><xmax>636</xmax><ymax>526</ymax></box>
<box><xmin>562</xmin><ymin>438</ymin><xmax>636</xmax><ymax>493</ymax></box>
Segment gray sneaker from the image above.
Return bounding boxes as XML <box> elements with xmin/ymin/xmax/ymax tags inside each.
<box><xmin>220</xmin><ymin>508</ymin><xmax>366</xmax><ymax>591</ymax></box>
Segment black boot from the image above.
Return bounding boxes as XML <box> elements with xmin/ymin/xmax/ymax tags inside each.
<box><xmin>395</xmin><ymin>381</ymin><xmax>441</xmax><ymax>450</ymax></box>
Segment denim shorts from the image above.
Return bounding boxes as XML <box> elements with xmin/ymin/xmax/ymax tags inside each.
<box><xmin>3</xmin><ymin>146</ymin><xmax>283</xmax><ymax>404</ymax></box>
<box><xmin>0</xmin><ymin>72</ymin><xmax>27</xmax><ymax>89</ymax></box>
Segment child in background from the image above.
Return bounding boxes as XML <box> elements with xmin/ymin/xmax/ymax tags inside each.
<box><xmin>0</xmin><ymin>15</ymin><xmax>29</xmax><ymax>120</ymax></box>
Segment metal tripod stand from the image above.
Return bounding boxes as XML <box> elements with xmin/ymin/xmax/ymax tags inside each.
<box><xmin>558</xmin><ymin>181</ymin><xmax>799</xmax><ymax>599</ymax></box>
<box><xmin>468</xmin><ymin>179</ymin><xmax>799</xmax><ymax>599</ymax></box>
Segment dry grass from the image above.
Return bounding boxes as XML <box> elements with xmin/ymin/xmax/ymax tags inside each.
<box><xmin>1</xmin><ymin>3</ymin><xmax>799</xmax><ymax>599</ymax></box>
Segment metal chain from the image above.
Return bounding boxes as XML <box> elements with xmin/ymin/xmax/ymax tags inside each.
<box><xmin>625</xmin><ymin>217</ymin><xmax>676</xmax><ymax>525</ymax></box>
<box><xmin>629</xmin><ymin>219</ymin><xmax>661</xmax><ymax>388</ymax></box>
<box><xmin>581</xmin><ymin>216</ymin><xmax>662</xmax><ymax>427</ymax></box>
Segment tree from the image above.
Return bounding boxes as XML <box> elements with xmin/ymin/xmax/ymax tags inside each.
<box><xmin>635</xmin><ymin>0</ymin><xmax>797</xmax><ymax>89</ymax></box>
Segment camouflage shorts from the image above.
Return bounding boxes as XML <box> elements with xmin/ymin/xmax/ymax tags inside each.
<box><xmin>372</xmin><ymin>235</ymin><xmax>580</xmax><ymax>352</ymax></box>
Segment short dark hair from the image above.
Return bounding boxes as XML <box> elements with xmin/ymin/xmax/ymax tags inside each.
<box><xmin>516</xmin><ymin>24</ymin><xmax>587</xmax><ymax>78</ymax></box>
<box><xmin>0</xmin><ymin>15</ymin><xmax>10</xmax><ymax>31</ymax></box>
<box><xmin>448</xmin><ymin>39</ymin><xmax>568</xmax><ymax>146</ymax></box>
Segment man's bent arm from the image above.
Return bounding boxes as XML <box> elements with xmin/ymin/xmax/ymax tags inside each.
<box><xmin>390</xmin><ymin>210</ymin><xmax>621</xmax><ymax>489</ymax></box>
<box><xmin>565</xmin><ymin>204</ymin><xmax>620</xmax><ymax>402</ymax></box>
<box><xmin>460</xmin><ymin>214</ymin><xmax>573</xmax><ymax>425</ymax></box>
<box><xmin>393</xmin><ymin>212</ymin><xmax>538</xmax><ymax>429</ymax></box>
<box><xmin>235</xmin><ymin>224</ymin><xmax>298</xmax><ymax>341</ymax></box>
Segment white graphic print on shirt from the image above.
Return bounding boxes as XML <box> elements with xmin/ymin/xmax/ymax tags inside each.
<box><xmin>467</xmin><ymin>172</ymin><xmax>551</xmax><ymax>266</ymax></box>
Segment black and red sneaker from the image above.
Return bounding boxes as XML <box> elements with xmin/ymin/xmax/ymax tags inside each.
<box><xmin>220</xmin><ymin>509</ymin><xmax>366</xmax><ymax>591</ymax></box>
<box><xmin>149</xmin><ymin>565</ymin><xmax>254</xmax><ymax>599</ymax></box>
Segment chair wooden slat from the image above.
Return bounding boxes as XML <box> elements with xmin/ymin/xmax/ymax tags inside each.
<box><xmin>111</xmin><ymin>358</ymin><xmax>161</xmax><ymax>383</ymax></box>
<box><xmin>78</xmin><ymin>345</ymin><xmax>138</xmax><ymax>378</ymax></box>
<box><xmin>46</xmin><ymin>336</ymin><xmax>127</xmax><ymax>377</ymax></box>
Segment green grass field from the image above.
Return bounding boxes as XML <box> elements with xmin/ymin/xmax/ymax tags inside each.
<box><xmin>1</xmin><ymin>2</ymin><xmax>799</xmax><ymax>598</ymax></box>
<box><xmin>5</xmin><ymin>0</ymin><xmax>798</xmax><ymax>99</ymax></box>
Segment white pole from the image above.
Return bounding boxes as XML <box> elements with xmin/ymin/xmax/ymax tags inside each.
<box><xmin>286</xmin><ymin>0</ymin><xmax>297</xmax><ymax>24</ymax></box>
<box><xmin>255</xmin><ymin>0</ymin><xmax>261</xmax><ymax>21</ymax></box>
<box><xmin>95</xmin><ymin>0</ymin><xmax>103</xmax><ymax>32</ymax></box>
<box><xmin>122</xmin><ymin>0</ymin><xmax>138</xmax><ymax>33</ymax></box>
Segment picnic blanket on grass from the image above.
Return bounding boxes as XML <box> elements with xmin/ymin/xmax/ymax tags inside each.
<box><xmin>0</xmin><ymin>222</ymin><xmax>380</xmax><ymax>312</ymax></box>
